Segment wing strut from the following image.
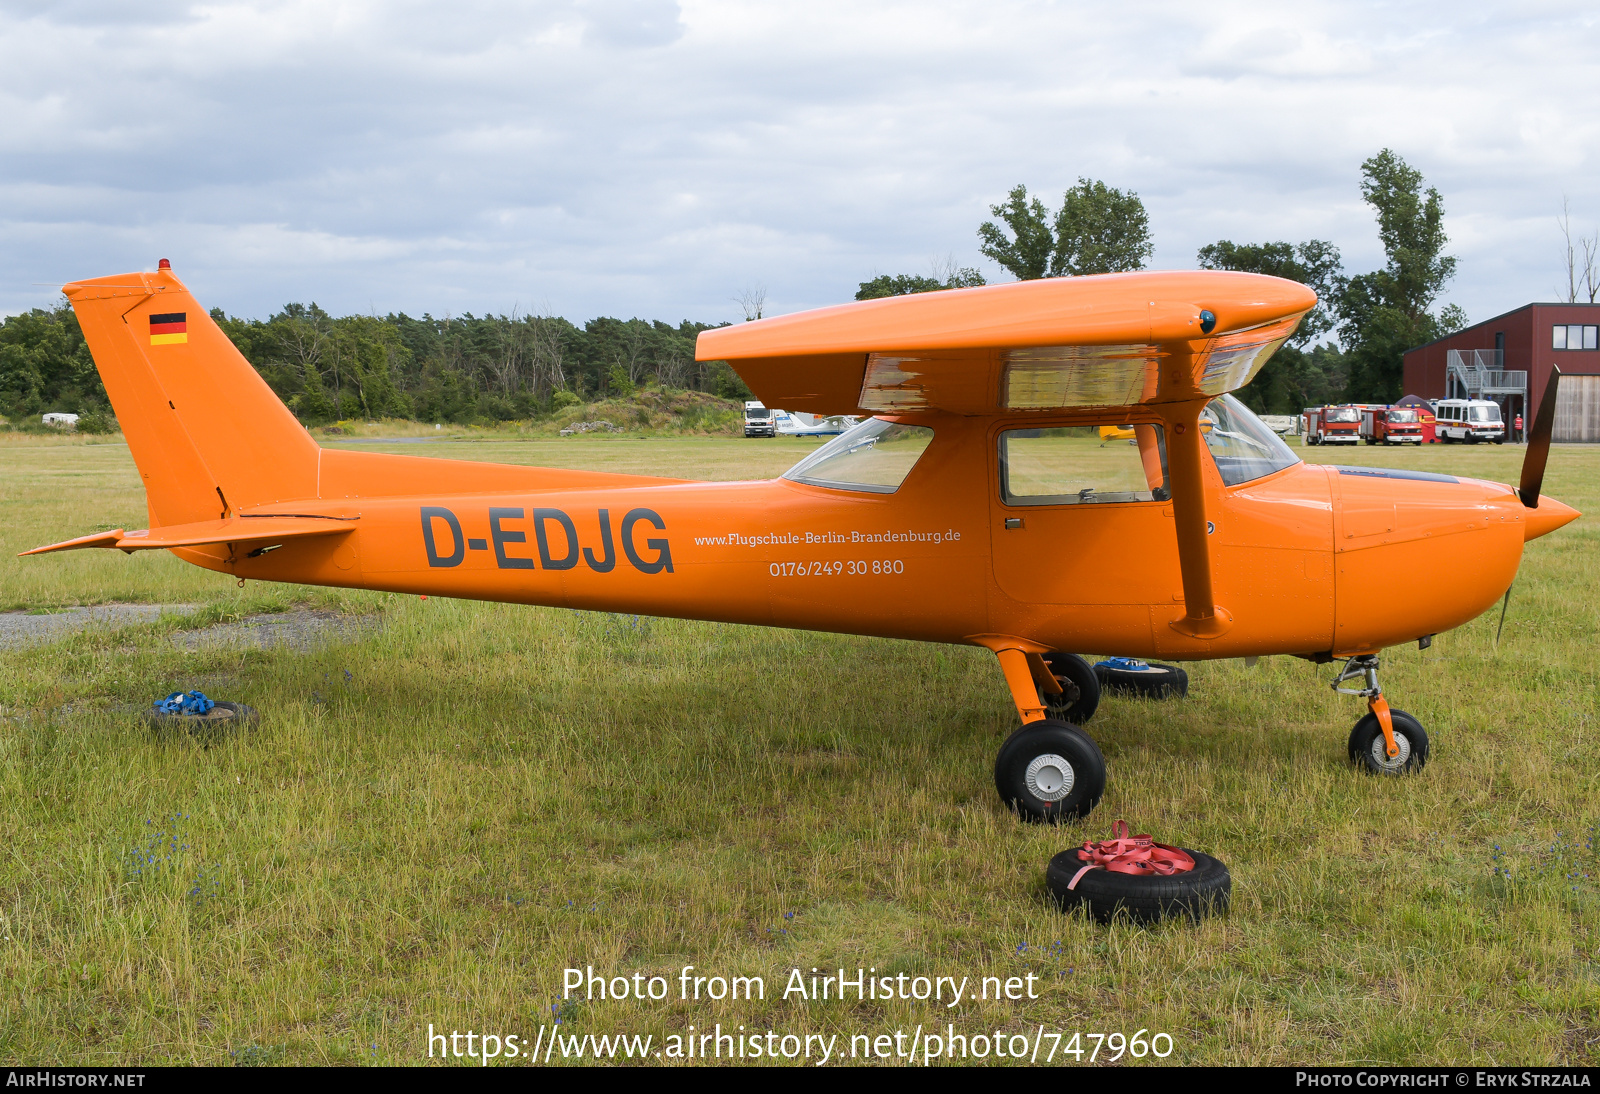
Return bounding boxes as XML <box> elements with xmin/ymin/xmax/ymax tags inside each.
<box><xmin>1165</xmin><ymin>399</ymin><xmax>1231</xmax><ymax>639</ymax></box>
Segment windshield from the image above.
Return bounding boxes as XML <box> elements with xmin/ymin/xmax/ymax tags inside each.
<box><xmin>1201</xmin><ymin>394</ymin><xmax>1301</xmax><ymax>486</ymax></box>
<box><xmin>1324</xmin><ymin>407</ymin><xmax>1359</xmax><ymax>423</ymax></box>
<box><xmin>745</xmin><ymin>407</ymin><xmax>768</xmax><ymax>419</ymax></box>
<box><xmin>1470</xmin><ymin>405</ymin><xmax>1502</xmax><ymax>423</ymax></box>
<box><xmin>1388</xmin><ymin>409</ymin><xmax>1418</xmax><ymax>423</ymax></box>
<box><xmin>782</xmin><ymin>417</ymin><xmax>934</xmax><ymax>494</ymax></box>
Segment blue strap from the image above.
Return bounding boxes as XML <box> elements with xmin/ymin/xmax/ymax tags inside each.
<box><xmin>154</xmin><ymin>690</ymin><xmax>215</xmax><ymax>715</ymax></box>
<box><xmin>1096</xmin><ymin>657</ymin><xmax>1151</xmax><ymax>671</ymax></box>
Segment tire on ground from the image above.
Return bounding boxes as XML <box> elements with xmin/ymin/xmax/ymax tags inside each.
<box><xmin>994</xmin><ymin>719</ymin><xmax>1106</xmax><ymax>823</ymax></box>
<box><xmin>1347</xmin><ymin>707</ymin><xmax>1428</xmax><ymax>775</ymax></box>
<box><xmin>143</xmin><ymin>700</ymin><xmax>260</xmax><ymax>731</ymax></box>
<box><xmin>1040</xmin><ymin>652</ymin><xmax>1100</xmax><ymax>724</ymax></box>
<box><xmin>1094</xmin><ymin>659</ymin><xmax>1188</xmax><ymax>699</ymax></box>
<box><xmin>1046</xmin><ymin>848</ymin><xmax>1231</xmax><ymax>924</ymax></box>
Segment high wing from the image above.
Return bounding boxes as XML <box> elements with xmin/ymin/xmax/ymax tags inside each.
<box><xmin>695</xmin><ymin>270</ymin><xmax>1319</xmax><ymax>643</ymax></box>
<box><xmin>695</xmin><ymin>271</ymin><xmax>1316</xmax><ymax>416</ymax></box>
<box><xmin>21</xmin><ymin>515</ymin><xmax>356</xmax><ymax>556</ymax></box>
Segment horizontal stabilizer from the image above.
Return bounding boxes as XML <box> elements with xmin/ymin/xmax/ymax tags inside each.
<box><xmin>21</xmin><ymin>515</ymin><xmax>356</xmax><ymax>556</ymax></box>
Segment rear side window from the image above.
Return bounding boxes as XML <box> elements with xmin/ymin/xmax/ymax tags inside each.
<box><xmin>783</xmin><ymin>417</ymin><xmax>934</xmax><ymax>494</ymax></box>
<box><xmin>1000</xmin><ymin>425</ymin><xmax>1169</xmax><ymax>505</ymax></box>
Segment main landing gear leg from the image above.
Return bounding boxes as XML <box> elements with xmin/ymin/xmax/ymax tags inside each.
<box><xmin>991</xmin><ymin>647</ymin><xmax>1107</xmax><ymax>822</ymax></box>
<box><xmin>1334</xmin><ymin>654</ymin><xmax>1429</xmax><ymax>775</ymax></box>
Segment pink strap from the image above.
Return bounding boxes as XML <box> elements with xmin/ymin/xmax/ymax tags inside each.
<box><xmin>1066</xmin><ymin>820</ymin><xmax>1196</xmax><ymax>890</ymax></box>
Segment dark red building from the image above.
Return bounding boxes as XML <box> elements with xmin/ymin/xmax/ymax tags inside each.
<box><xmin>1402</xmin><ymin>303</ymin><xmax>1600</xmax><ymax>442</ymax></box>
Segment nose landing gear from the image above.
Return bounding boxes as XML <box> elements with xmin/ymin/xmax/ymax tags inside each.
<box><xmin>1334</xmin><ymin>654</ymin><xmax>1429</xmax><ymax>775</ymax></box>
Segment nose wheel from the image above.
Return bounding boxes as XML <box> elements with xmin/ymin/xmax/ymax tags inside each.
<box><xmin>1334</xmin><ymin>655</ymin><xmax>1429</xmax><ymax>775</ymax></box>
<box><xmin>1348</xmin><ymin>708</ymin><xmax>1428</xmax><ymax>774</ymax></box>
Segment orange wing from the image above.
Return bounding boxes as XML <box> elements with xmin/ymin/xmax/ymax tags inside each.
<box><xmin>696</xmin><ymin>271</ymin><xmax>1316</xmax><ymax>416</ymax></box>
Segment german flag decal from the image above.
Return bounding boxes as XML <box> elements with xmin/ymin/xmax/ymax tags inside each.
<box><xmin>149</xmin><ymin>312</ymin><xmax>187</xmax><ymax>346</ymax></box>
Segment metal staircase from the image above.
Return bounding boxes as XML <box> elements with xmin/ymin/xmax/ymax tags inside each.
<box><xmin>1445</xmin><ymin>349</ymin><xmax>1527</xmax><ymax>408</ymax></box>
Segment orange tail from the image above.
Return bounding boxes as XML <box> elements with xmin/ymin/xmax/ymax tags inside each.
<box><xmin>63</xmin><ymin>264</ymin><xmax>319</xmax><ymax>527</ymax></box>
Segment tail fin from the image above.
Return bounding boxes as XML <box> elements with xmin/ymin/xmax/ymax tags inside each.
<box><xmin>63</xmin><ymin>264</ymin><xmax>319</xmax><ymax>527</ymax></box>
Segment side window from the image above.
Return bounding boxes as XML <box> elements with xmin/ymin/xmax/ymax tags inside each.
<box><xmin>1198</xmin><ymin>394</ymin><xmax>1301</xmax><ymax>486</ymax></box>
<box><xmin>999</xmin><ymin>425</ymin><xmax>1169</xmax><ymax>506</ymax></box>
<box><xmin>783</xmin><ymin>417</ymin><xmax>935</xmax><ymax>494</ymax></box>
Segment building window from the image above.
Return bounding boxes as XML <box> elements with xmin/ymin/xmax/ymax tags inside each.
<box><xmin>1553</xmin><ymin>324</ymin><xmax>1599</xmax><ymax>350</ymax></box>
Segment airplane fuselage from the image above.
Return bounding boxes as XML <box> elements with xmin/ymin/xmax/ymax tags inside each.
<box><xmin>186</xmin><ymin>412</ymin><xmax>1554</xmax><ymax>662</ymax></box>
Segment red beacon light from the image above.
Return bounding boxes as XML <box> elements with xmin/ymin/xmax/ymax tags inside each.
<box><xmin>158</xmin><ymin>258</ymin><xmax>171</xmax><ymax>270</ymax></box>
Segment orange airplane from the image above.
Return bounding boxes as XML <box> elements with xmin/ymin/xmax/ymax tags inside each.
<box><xmin>26</xmin><ymin>262</ymin><xmax>1580</xmax><ymax>822</ymax></box>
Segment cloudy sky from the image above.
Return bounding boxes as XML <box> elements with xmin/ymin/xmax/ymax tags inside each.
<box><xmin>2</xmin><ymin>0</ymin><xmax>1597</xmax><ymax>328</ymax></box>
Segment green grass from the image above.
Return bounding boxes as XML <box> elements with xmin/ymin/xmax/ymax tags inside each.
<box><xmin>0</xmin><ymin>434</ymin><xmax>1596</xmax><ymax>1066</ymax></box>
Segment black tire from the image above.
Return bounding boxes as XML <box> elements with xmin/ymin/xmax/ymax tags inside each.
<box><xmin>1347</xmin><ymin>707</ymin><xmax>1428</xmax><ymax>775</ymax></box>
<box><xmin>1047</xmin><ymin>847</ymin><xmax>1230</xmax><ymax>924</ymax></box>
<box><xmin>1094</xmin><ymin>659</ymin><xmax>1188</xmax><ymax>699</ymax></box>
<box><xmin>143</xmin><ymin>700</ymin><xmax>260</xmax><ymax>731</ymax></box>
<box><xmin>994</xmin><ymin>719</ymin><xmax>1106</xmax><ymax>823</ymax></box>
<box><xmin>1039</xmin><ymin>652</ymin><xmax>1100</xmax><ymax>724</ymax></box>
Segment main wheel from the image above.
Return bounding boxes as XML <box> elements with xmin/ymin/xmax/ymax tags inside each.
<box><xmin>994</xmin><ymin>719</ymin><xmax>1106</xmax><ymax>823</ymax></box>
<box><xmin>1038</xmin><ymin>651</ymin><xmax>1100</xmax><ymax>724</ymax></box>
<box><xmin>1347</xmin><ymin>708</ymin><xmax>1428</xmax><ymax>775</ymax></box>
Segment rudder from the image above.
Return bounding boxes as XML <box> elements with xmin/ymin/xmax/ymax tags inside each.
<box><xmin>64</xmin><ymin>264</ymin><xmax>320</xmax><ymax>527</ymax></box>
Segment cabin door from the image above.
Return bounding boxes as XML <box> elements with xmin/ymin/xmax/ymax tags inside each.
<box><xmin>988</xmin><ymin>423</ymin><xmax>1180</xmax><ymax>607</ymax></box>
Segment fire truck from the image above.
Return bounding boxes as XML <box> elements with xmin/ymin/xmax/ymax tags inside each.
<box><xmin>1300</xmin><ymin>404</ymin><xmax>1362</xmax><ymax>445</ymax></box>
<box><xmin>1359</xmin><ymin>405</ymin><xmax>1426</xmax><ymax>445</ymax></box>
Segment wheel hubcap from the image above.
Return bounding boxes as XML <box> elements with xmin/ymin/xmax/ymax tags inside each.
<box><xmin>1369</xmin><ymin>731</ymin><xmax>1411</xmax><ymax>771</ymax></box>
<box><xmin>1025</xmin><ymin>753</ymin><xmax>1075</xmax><ymax>802</ymax></box>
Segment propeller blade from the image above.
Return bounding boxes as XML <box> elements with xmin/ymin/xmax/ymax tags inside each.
<box><xmin>1495</xmin><ymin>584</ymin><xmax>1512</xmax><ymax>648</ymax></box>
<box><xmin>1518</xmin><ymin>366</ymin><xmax>1562</xmax><ymax>507</ymax></box>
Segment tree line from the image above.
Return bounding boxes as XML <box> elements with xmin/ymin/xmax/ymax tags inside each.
<box><xmin>0</xmin><ymin>147</ymin><xmax>1464</xmax><ymax>427</ymax></box>
<box><xmin>944</xmin><ymin>148</ymin><xmax>1466</xmax><ymax>412</ymax></box>
<box><xmin>0</xmin><ymin>304</ymin><xmax>754</xmax><ymax>427</ymax></box>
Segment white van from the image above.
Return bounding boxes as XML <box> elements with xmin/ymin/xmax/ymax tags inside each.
<box><xmin>743</xmin><ymin>401</ymin><xmax>775</xmax><ymax>438</ymax></box>
<box><xmin>1432</xmin><ymin>399</ymin><xmax>1504</xmax><ymax>444</ymax></box>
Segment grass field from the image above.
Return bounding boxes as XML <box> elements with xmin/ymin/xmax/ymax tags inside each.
<box><xmin>1</xmin><ymin>432</ymin><xmax>1597</xmax><ymax>1066</ymax></box>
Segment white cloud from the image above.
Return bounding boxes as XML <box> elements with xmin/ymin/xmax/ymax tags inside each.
<box><xmin>1</xmin><ymin>0</ymin><xmax>1598</xmax><ymax>327</ymax></box>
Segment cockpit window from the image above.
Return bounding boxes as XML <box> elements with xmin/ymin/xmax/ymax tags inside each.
<box><xmin>1388</xmin><ymin>409</ymin><xmax>1418</xmax><ymax>423</ymax></box>
<box><xmin>782</xmin><ymin>417</ymin><xmax>934</xmax><ymax>494</ymax></box>
<box><xmin>1201</xmin><ymin>394</ymin><xmax>1301</xmax><ymax>486</ymax></box>
<box><xmin>1470</xmin><ymin>404</ymin><xmax>1502</xmax><ymax>422</ymax></box>
<box><xmin>1000</xmin><ymin>424</ymin><xmax>1169</xmax><ymax>505</ymax></box>
<box><xmin>1324</xmin><ymin>406</ymin><xmax>1359</xmax><ymax>423</ymax></box>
